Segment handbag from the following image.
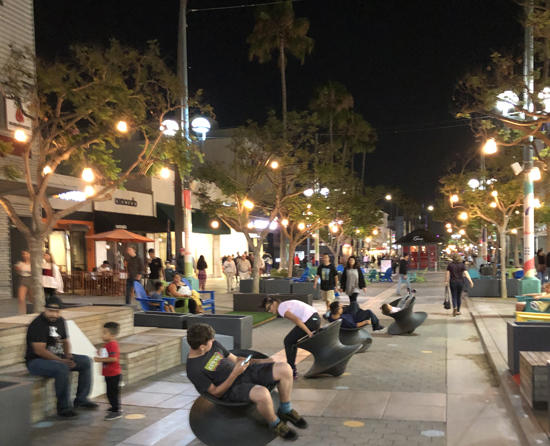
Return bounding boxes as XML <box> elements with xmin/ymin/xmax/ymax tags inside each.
<box><xmin>443</xmin><ymin>286</ymin><xmax>451</xmax><ymax>310</ymax></box>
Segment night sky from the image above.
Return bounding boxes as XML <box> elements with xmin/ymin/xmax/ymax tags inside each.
<box><xmin>35</xmin><ymin>0</ymin><xmax>523</xmax><ymax>202</ymax></box>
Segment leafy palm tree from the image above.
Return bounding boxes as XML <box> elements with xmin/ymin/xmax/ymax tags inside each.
<box><xmin>310</xmin><ymin>81</ymin><xmax>354</xmax><ymax>148</ymax></box>
<box><xmin>248</xmin><ymin>0</ymin><xmax>314</xmax><ymax>135</ymax></box>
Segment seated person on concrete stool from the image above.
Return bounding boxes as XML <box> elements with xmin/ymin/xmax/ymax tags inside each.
<box><xmin>186</xmin><ymin>324</ymin><xmax>307</xmax><ymax>441</ymax></box>
<box><xmin>262</xmin><ymin>297</ymin><xmax>321</xmax><ymax>379</ymax></box>
<box><xmin>328</xmin><ymin>293</ymin><xmax>384</xmax><ymax>331</ymax></box>
<box><xmin>25</xmin><ymin>296</ymin><xmax>99</xmax><ymax>418</ymax></box>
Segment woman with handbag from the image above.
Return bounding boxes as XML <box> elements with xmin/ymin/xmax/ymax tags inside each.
<box><xmin>445</xmin><ymin>254</ymin><xmax>474</xmax><ymax>316</ymax></box>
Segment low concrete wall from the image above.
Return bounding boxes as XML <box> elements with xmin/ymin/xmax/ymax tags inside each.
<box><xmin>507</xmin><ymin>321</ymin><xmax>550</xmax><ymax>374</ymax></box>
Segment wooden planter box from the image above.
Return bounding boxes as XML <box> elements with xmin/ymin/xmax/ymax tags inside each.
<box><xmin>519</xmin><ymin>351</ymin><xmax>550</xmax><ymax>409</ymax></box>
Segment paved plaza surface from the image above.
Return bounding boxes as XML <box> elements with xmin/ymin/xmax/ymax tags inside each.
<box><xmin>3</xmin><ymin>275</ymin><xmax>532</xmax><ymax>445</ymax></box>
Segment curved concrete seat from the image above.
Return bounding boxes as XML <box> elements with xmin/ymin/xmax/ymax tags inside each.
<box><xmin>297</xmin><ymin>320</ymin><xmax>361</xmax><ymax>378</ymax></box>
<box><xmin>189</xmin><ymin>349</ymin><xmax>277</xmax><ymax>446</ymax></box>
<box><xmin>339</xmin><ymin>326</ymin><xmax>372</xmax><ymax>353</ymax></box>
<box><xmin>386</xmin><ymin>296</ymin><xmax>427</xmax><ymax>335</ymax></box>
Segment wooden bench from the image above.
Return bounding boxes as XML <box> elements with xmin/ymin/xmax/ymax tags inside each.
<box><xmin>519</xmin><ymin>351</ymin><xmax>550</xmax><ymax>409</ymax></box>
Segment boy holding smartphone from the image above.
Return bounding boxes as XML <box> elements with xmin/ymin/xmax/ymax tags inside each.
<box><xmin>186</xmin><ymin>324</ymin><xmax>307</xmax><ymax>441</ymax></box>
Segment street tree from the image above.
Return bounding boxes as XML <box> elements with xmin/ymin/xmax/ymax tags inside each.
<box><xmin>0</xmin><ymin>42</ymin><xmax>204</xmax><ymax>310</ymax></box>
<box><xmin>196</xmin><ymin>110</ymin><xmax>319</xmax><ymax>291</ymax></box>
<box><xmin>248</xmin><ymin>0</ymin><xmax>314</xmax><ymax>134</ymax></box>
<box><xmin>440</xmin><ymin>152</ymin><xmax>524</xmax><ymax>297</ymax></box>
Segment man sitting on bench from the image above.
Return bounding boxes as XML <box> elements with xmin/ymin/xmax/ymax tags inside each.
<box><xmin>25</xmin><ymin>296</ymin><xmax>98</xmax><ymax>418</ymax></box>
<box><xmin>186</xmin><ymin>323</ymin><xmax>307</xmax><ymax>441</ymax></box>
<box><xmin>327</xmin><ymin>293</ymin><xmax>384</xmax><ymax>331</ymax></box>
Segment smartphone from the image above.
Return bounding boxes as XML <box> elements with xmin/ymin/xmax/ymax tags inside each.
<box><xmin>241</xmin><ymin>354</ymin><xmax>253</xmax><ymax>366</ymax></box>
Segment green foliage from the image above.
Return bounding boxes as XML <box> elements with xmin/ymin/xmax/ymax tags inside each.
<box><xmin>248</xmin><ymin>0</ymin><xmax>314</xmax><ymax>66</ymax></box>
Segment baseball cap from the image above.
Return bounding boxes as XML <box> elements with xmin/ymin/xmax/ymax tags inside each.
<box><xmin>45</xmin><ymin>296</ymin><xmax>64</xmax><ymax>309</ymax></box>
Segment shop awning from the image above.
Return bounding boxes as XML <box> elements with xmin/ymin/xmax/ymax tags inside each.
<box><xmin>396</xmin><ymin>229</ymin><xmax>439</xmax><ymax>246</ymax></box>
<box><xmin>156</xmin><ymin>203</ymin><xmax>231</xmax><ymax>235</ymax></box>
<box><xmin>94</xmin><ymin>211</ymin><xmax>167</xmax><ymax>233</ymax></box>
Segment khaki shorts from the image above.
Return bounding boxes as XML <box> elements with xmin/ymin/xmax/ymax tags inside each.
<box><xmin>321</xmin><ymin>290</ymin><xmax>336</xmax><ymax>304</ymax></box>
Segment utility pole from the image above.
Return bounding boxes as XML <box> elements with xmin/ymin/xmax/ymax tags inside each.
<box><xmin>480</xmin><ymin>152</ymin><xmax>488</xmax><ymax>264</ymax></box>
<box><xmin>177</xmin><ymin>0</ymin><xmax>194</xmax><ymax>278</ymax></box>
<box><xmin>520</xmin><ymin>0</ymin><xmax>540</xmax><ymax>293</ymax></box>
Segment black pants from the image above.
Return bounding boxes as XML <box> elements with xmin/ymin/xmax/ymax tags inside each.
<box><xmin>125</xmin><ymin>279</ymin><xmax>134</xmax><ymax>305</ymax></box>
<box><xmin>346</xmin><ymin>301</ymin><xmax>381</xmax><ymax>329</ymax></box>
<box><xmin>105</xmin><ymin>374</ymin><xmax>121</xmax><ymax>412</ymax></box>
<box><xmin>450</xmin><ymin>280</ymin><xmax>464</xmax><ymax>311</ymax></box>
<box><xmin>174</xmin><ymin>298</ymin><xmax>197</xmax><ymax>313</ymax></box>
<box><xmin>284</xmin><ymin>313</ymin><xmax>321</xmax><ymax>370</ymax></box>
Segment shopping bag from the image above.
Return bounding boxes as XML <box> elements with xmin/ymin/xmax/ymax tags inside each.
<box><xmin>443</xmin><ymin>286</ymin><xmax>451</xmax><ymax>310</ymax></box>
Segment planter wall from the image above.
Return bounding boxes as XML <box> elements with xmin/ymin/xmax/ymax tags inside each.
<box><xmin>0</xmin><ymin>380</ymin><xmax>31</xmax><ymax>446</ymax></box>
<box><xmin>239</xmin><ymin>279</ymin><xmax>254</xmax><ymax>293</ymax></box>
<box><xmin>467</xmin><ymin>279</ymin><xmax>500</xmax><ymax>297</ymax></box>
<box><xmin>507</xmin><ymin>321</ymin><xmax>550</xmax><ymax>374</ymax></box>
<box><xmin>186</xmin><ymin>314</ymin><xmax>253</xmax><ymax>349</ymax></box>
<box><xmin>134</xmin><ymin>312</ymin><xmax>190</xmax><ymax>329</ymax></box>
<box><xmin>262</xmin><ymin>279</ymin><xmax>291</xmax><ymax>294</ymax></box>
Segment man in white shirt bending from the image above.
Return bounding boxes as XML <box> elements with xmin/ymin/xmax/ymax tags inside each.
<box><xmin>262</xmin><ymin>297</ymin><xmax>320</xmax><ymax>379</ymax></box>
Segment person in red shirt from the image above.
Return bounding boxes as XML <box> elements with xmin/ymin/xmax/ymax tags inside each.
<box><xmin>94</xmin><ymin>322</ymin><xmax>122</xmax><ymax>420</ymax></box>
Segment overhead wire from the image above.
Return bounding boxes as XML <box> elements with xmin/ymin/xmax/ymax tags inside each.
<box><xmin>189</xmin><ymin>0</ymin><xmax>305</xmax><ymax>13</ymax></box>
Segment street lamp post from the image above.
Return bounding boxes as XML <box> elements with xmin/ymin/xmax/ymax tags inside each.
<box><xmin>520</xmin><ymin>0</ymin><xmax>540</xmax><ymax>293</ymax></box>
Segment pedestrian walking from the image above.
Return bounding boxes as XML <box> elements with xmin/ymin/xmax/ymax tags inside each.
<box><xmin>339</xmin><ymin>256</ymin><xmax>366</xmax><ymax>300</ymax></box>
<box><xmin>15</xmin><ymin>249</ymin><xmax>32</xmax><ymax>314</ymax></box>
<box><xmin>537</xmin><ymin>248</ymin><xmax>546</xmax><ymax>283</ymax></box>
<box><xmin>445</xmin><ymin>254</ymin><xmax>474</xmax><ymax>316</ymax></box>
<box><xmin>223</xmin><ymin>255</ymin><xmax>237</xmax><ymax>292</ymax></box>
<box><xmin>42</xmin><ymin>252</ymin><xmax>63</xmax><ymax>299</ymax></box>
<box><xmin>124</xmin><ymin>246</ymin><xmax>144</xmax><ymax>305</ymax></box>
<box><xmin>263</xmin><ymin>296</ymin><xmax>321</xmax><ymax>379</ymax></box>
<box><xmin>396</xmin><ymin>253</ymin><xmax>411</xmax><ymax>296</ymax></box>
<box><xmin>197</xmin><ymin>255</ymin><xmax>208</xmax><ymax>291</ymax></box>
<box><xmin>94</xmin><ymin>322</ymin><xmax>122</xmax><ymax>420</ymax></box>
<box><xmin>313</xmin><ymin>253</ymin><xmax>339</xmax><ymax>314</ymax></box>
<box><xmin>237</xmin><ymin>253</ymin><xmax>252</xmax><ymax>280</ymax></box>
<box><xmin>145</xmin><ymin>248</ymin><xmax>164</xmax><ymax>293</ymax></box>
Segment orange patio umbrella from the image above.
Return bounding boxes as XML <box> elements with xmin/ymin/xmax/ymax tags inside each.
<box><xmin>86</xmin><ymin>229</ymin><xmax>154</xmax><ymax>243</ymax></box>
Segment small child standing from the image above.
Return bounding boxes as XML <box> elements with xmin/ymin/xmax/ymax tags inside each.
<box><xmin>94</xmin><ymin>322</ymin><xmax>122</xmax><ymax>420</ymax></box>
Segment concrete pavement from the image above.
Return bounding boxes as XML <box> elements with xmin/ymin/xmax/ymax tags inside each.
<box><xmin>18</xmin><ymin>273</ymin><xmax>537</xmax><ymax>445</ymax></box>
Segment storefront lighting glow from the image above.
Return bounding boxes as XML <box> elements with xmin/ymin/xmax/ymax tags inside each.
<box><xmin>56</xmin><ymin>190</ymin><xmax>87</xmax><ymax>202</ymax></box>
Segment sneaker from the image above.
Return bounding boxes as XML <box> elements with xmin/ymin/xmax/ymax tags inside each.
<box><xmin>74</xmin><ymin>400</ymin><xmax>99</xmax><ymax>410</ymax></box>
<box><xmin>105</xmin><ymin>411</ymin><xmax>123</xmax><ymax>421</ymax></box>
<box><xmin>373</xmin><ymin>325</ymin><xmax>385</xmax><ymax>331</ymax></box>
<box><xmin>58</xmin><ymin>409</ymin><xmax>78</xmax><ymax>418</ymax></box>
<box><xmin>456</xmin><ymin>311</ymin><xmax>462</xmax><ymax>315</ymax></box>
<box><xmin>272</xmin><ymin>420</ymin><xmax>298</xmax><ymax>441</ymax></box>
<box><xmin>452</xmin><ymin>308</ymin><xmax>457</xmax><ymax>317</ymax></box>
<box><xmin>277</xmin><ymin>409</ymin><xmax>308</xmax><ymax>429</ymax></box>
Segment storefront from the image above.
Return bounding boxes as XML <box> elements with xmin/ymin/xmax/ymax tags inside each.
<box><xmin>397</xmin><ymin>229</ymin><xmax>440</xmax><ymax>270</ymax></box>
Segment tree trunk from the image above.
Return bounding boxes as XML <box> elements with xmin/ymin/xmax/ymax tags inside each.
<box><xmin>499</xmin><ymin>227</ymin><xmax>508</xmax><ymax>298</ymax></box>
<box><xmin>251</xmin><ymin>242</ymin><xmax>263</xmax><ymax>293</ymax></box>
<box><xmin>279</xmin><ymin>231</ymin><xmax>288</xmax><ymax>270</ymax></box>
<box><xmin>329</xmin><ymin>115</ymin><xmax>333</xmax><ymax>149</ymax></box>
<box><xmin>30</xmin><ymin>235</ymin><xmax>46</xmax><ymax>312</ymax></box>
<box><xmin>361</xmin><ymin>151</ymin><xmax>367</xmax><ymax>189</ymax></box>
<box><xmin>279</xmin><ymin>37</ymin><xmax>287</xmax><ymax>138</ymax></box>
<box><xmin>287</xmin><ymin>240</ymin><xmax>298</xmax><ymax>278</ymax></box>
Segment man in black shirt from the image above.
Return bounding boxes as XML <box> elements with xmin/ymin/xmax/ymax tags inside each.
<box><xmin>146</xmin><ymin>248</ymin><xmax>164</xmax><ymax>293</ymax></box>
<box><xmin>186</xmin><ymin>324</ymin><xmax>307</xmax><ymax>441</ymax></box>
<box><xmin>25</xmin><ymin>297</ymin><xmax>98</xmax><ymax>417</ymax></box>
<box><xmin>313</xmin><ymin>254</ymin><xmax>339</xmax><ymax>313</ymax></box>
<box><xmin>125</xmin><ymin>246</ymin><xmax>144</xmax><ymax>304</ymax></box>
<box><xmin>396</xmin><ymin>253</ymin><xmax>410</xmax><ymax>296</ymax></box>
